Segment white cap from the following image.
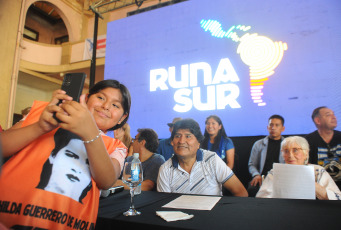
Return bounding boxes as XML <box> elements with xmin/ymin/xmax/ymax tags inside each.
<box><xmin>133</xmin><ymin>153</ymin><xmax>139</xmax><ymax>158</ymax></box>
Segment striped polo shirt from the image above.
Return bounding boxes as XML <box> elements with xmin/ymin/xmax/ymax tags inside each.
<box><xmin>157</xmin><ymin>149</ymin><xmax>234</xmax><ymax>195</ymax></box>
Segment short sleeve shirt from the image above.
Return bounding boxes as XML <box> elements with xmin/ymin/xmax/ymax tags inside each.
<box><xmin>157</xmin><ymin>149</ymin><xmax>234</xmax><ymax>195</ymax></box>
<box><xmin>126</xmin><ymin>153</ymin><xmax>165</xmax><ymax>185</ymax></box>
<box><xmin>207</xmin><ymin>137</ymin><xmax>234</xmax><ymax>159</ymax></box>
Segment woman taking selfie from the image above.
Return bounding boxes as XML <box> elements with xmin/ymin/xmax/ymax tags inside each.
<box><xmin>0</xmin><ymin>79</ymin><xmax>131</xmax><ymax>229</ymax></box>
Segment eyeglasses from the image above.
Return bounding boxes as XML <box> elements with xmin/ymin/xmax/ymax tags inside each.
<box><xmin>132</xmin><ymin>138</ymin><xmax>141</xmax><ymax>143</ymax></box>
<box><xmin>281</xmin><ymin>148</ymin><xmax>304</xmax><ymax>156</ymax></box>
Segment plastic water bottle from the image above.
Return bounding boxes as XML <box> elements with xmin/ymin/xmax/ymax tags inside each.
<box><xmin>131</xmin><ymin>153</ymin><xmax>142</xmax><ymax>195</ymax></box>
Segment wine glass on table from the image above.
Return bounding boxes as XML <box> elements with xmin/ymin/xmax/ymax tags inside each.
<box><xmin>122</xmin><ymin>157</ymin><xmax>143</xmax><ymax>216</ymax></box>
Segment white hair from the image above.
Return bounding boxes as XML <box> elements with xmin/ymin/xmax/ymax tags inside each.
<box><xmin>281</xmin><ymin>136</ymin><xmax>310</xmax><ymax>164</ymax></box>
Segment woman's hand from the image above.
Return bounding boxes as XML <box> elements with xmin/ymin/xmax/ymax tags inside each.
<box><xmin>38</xmin><ymin>89</ymin><xmax>72</xmax><ymax>134</ymax></box>
<box><xmin>57</xmin><ymin>94</ymin><xmax>99</xmax><ymax>140</ymax></box>
<box><xmin>315</xmin><ymin>182</ymin><xmax>328</xmax><ymax>200</ymax></box>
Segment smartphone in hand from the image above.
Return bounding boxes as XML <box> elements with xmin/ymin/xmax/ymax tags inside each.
<box><xmin>53</xmin><ymin>73</ymin><xmax>86</xmax><ymax>122</ymax></box>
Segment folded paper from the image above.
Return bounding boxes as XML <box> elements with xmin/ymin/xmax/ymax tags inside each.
<box><xmin>156</xmin><ymin>211</ymin><xmax>194</xmax><ymax>222</ymax></box>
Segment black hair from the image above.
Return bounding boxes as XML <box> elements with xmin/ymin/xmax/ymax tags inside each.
<box><xmin>36</xmin><ymin>128</ymin><xmax>91</xmax><ymax>203</ymax></box>
<box><xmin>137</xmin><ymin>128</ymin><xmax>159</xmax><ymax>153</ymax></box>
<box><xmin>311</xmin><ymin>106</ymin><xmax>327</xmax><ymax>121</ymax></box>
<box><xmin>201</xmin><ymin>115</ymin><xmax>228</xmax><ymax>152</ymax></box>
<box><xmin>171</xmin><ymin>118</ymin><xmax>204</xmax><ymax>143</ymax></box>
<box><xmin>268</xmin><ymin>114</ymin><xmax>285</xmax><ymax>126</ymax></box>
<box><xmin>88</xmin><ymin>79</ymin><xmax>131</xmax><ymax>131</ymax></box>
<box><xmin>51</xmin><ymin>128</ymin><xmax>81</xmax><ymax>157</ymax></box>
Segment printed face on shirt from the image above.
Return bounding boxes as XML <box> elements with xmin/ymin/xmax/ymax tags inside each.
<box><xmin>267</xmin><ymin>118</ymin><xmax>285</xmax><ymax>140</ymax></box>
<box><xmin>281</xmin><ymin>142</ymin><xmax>307</xmax><ymax>165</ymax></box>
<box><xmin>315</xmin><ymin>108</ymin><xmax>337</xmax><ymax>130</ymax></box>
<box><xmin>205</xmin><ymin>118</ymin><xmax>222</xmax><ymax>137</ymax></box>
<box><xmin>171</xmin><ymin>129</ymin><xmax>200</xmax><ymax>160</ymax></box>
<box><xmin>46</xmin><ymin>139</ymin><xmax>91</xmax><ymax>201</ymax></box>
<box><xmin>86</xmin><ymin>87</ymin><xmax>128</xmax><ymax>132</ymax></box>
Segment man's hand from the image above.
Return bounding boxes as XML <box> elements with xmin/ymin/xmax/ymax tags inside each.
<box><xmin>250</xmin><ymin>175</ymin><xmax>262</xmax><ymax>187</ymax></box>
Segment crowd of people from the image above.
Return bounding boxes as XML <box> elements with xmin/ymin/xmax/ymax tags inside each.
<box><xmin>0</xmin><ymin>79</ymin><xmax>340</xmax><ymax>229</ymax></box>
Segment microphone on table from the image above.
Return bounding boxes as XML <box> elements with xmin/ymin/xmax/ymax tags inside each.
<box><xmin>100</xmin><ymin>186</ymin><xmax>124</xmax><ymax>197</ymax></box>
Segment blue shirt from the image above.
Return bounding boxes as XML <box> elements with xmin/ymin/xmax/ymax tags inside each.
<box><xmin>125</xmin><ymin>153</ymin><xmax>165</xmax><ymax>185</ymax></box>
<box><xmin>207</xmin><ymin>136</ymin><xmax>234</xmax><ymax>159</ymax></box>
<box><xmin>157</xmin><ymin>138</ymin><xmax>174</xmax><ymax>161</ymax></box>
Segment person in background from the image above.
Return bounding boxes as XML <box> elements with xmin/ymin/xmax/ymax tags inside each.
<box><xmin>21</xmin><ymin>106</ymin><xmax>32</xmax><ymax>119</ymax></box>
<box><xmin>201</xmin><ymin>115</ymin><xmax>235</xmax><ymax>169</ymax></box>
<box><xmin>247</xmin><ymin>114</ymin><xmax>286</xmax><ymax>197</ymax></box>
<box><xmin>157</xmin><ymin>117</ymin><xmax>181</xmax><ymax>161</ymax></box>
<box><xmin>256</xmin><ymin>136</ymin><xmax>341</xmax><ymax>200</ymax></box>
<box><xmin>10</xmin><ymin>106</ymin><xmax>32</xmax><ymax>130</ymax></box>
<box><xmin>0</xmin><ymin>79</ymin><xmax>130</xmax><ymax>229</ymax></box>
<box><xmin>113</xmin><ymin>128</ymin><xmax>165</xmax><ymax>191</ymax></box>
<box><xmin>114</xmin><ymin>123</ymin><xmax>133</xmax><ymax>157</ymax></box>
<box><xmin>157</xmin><ymin>118</ymin><xmax>247</xmax><ymax>197</ymax></box>
<box><xmin>305</xmin><ymin>106</ymin><xmax>341</xmax><ymax>189</ymax></box>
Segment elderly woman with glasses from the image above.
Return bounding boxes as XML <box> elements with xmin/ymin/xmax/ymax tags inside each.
<box><xmin>256</xmin><ymin>136</ymin><xmax>341</xmax><ymax>200</ymax></box>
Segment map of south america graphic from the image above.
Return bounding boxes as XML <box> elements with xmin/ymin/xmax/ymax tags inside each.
<box><xmin>200</xmin><ymin>19</ymin><xmax>288</xmax><ymax>106</ymax></box>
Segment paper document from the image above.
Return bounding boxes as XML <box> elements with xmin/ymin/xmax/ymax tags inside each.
<box><xmin>162</xmin><ymin>195</ymin><xmax>221</xmax><ymax>210</ymax></box>
<box><xmin>156</xmin><ymin>211</ymin><xmax>194</xmax><ymax>222</ymax></box>
<box><xmin>273</xmin><ymin>163</ymin><xmax>315</xmax><ymax>199</ymax></box>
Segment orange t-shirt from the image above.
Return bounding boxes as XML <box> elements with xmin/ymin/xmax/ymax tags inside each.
<box><xmin>0</xmin><ymin>101</ymin><xmax>127</xmax><ymax>229</ymax></box>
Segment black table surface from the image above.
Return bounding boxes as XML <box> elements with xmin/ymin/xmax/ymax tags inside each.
<box><xmin>97</xmin><ymin>190</ymin><xmax>341</xmax><ymax>230</ymax></box>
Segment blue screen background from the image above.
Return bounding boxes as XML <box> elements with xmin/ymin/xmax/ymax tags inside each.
<box><xmin>105</xmin><ymin>0</ymin><xmax>341</xmax><ymax>139</ymax></box>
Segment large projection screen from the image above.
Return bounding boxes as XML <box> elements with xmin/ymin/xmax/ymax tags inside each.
<box><xmin>105</xmin><ymin>0</ymin><xmax>341</xmax><ymax>139</ymax></box>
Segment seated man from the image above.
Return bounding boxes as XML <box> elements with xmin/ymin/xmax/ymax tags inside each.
<box><xmin>305</xmin><ymin>106</ymin><xmax>341</xmax><ymax>189</ymax></box>
<box><xmin>247</xmin><ymin>114</ymin><xmax>285</xmax><ymax>197</ymax></box>
<box><xmin>157</xmin><ymin>118</ymin><xmax>248</xmax><ymax>196</ymax></box>
<box><xmin>113</xmin><ymin>128</ymin><xmax>165</xmax><ymax>191</ymax></box>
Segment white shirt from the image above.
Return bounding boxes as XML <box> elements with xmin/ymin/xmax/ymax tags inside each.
<box><xmin>256</xmin><ymin>164</ymin><xmax>341</xmax><ymax>200</ymax></box>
